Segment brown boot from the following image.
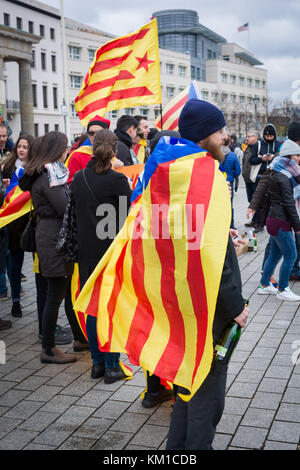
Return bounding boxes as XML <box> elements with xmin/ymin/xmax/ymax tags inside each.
<box><xmin>73</xmin><ymin>340</ymin><xmax>89</xmax><ymax>352</ymax></box>
<box><xmin>40</xmin><ymin>346</ymin><xmax>77</xmax><ymax>364</ymax></box>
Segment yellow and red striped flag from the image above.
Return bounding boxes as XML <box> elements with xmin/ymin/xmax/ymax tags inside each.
<box><xmin>0</xmin><ymin>171</ymin><xmax>31</xmax><ymax>229</ymax></box>
<box><xmin>75</xmin><ymin>19</ymin><xmax>161</xmax><ymax>127</ymax></box>
<box><xmin>155</xmin><ymin>81</ymin><xmax>200</xmax><ymax>131</ymax></box>
<box><xmin>74</xmin><ymin>136</ymin><xmax>231</xmax><ymax>401</ymax></box>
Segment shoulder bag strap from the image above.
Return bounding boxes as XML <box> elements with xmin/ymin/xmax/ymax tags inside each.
<box><xmin>82</xmin><ymin>168</ymin><xmax>101</xmax><ymax>205</ymax></box>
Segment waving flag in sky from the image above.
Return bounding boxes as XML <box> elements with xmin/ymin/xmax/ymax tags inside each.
<box><xmin>74</xmin><ymin>136</ymin><xmax>231</xmax><ymax>401</ymax></box>
<box><xmin>155</xmin><ymin>81</ymin><xmax>201</xmax><ymax>131</ymax></box>
<box><xmin>75</xmin><ymin>19</ymin><xmax>161</xmax><ymax>127</ymax></box>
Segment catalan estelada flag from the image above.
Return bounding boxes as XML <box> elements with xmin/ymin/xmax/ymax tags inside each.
<box><xmin>74</xmin><ymin>136</ymin><xmax>231</xmax><ymax>400</ymax></box>
<box><xmin>75</xmin><ymin>19</ymin><xmax>161</xmax><ymax>127</ymax></box>
<box><xmin>155</xmin><ymin>81</ymin><xmax>200</xmax><ymax>131</ymax></box>
<box><xmin>0</xmin><ymin>168</ymin><xmax>31</xmax><ymax>229</ymax></box>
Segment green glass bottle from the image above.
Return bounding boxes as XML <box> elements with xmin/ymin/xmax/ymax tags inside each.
<box><xmin>214</xmin><ymin>321</ymin><xmax>242</xmax><ymax>365</ymax></box>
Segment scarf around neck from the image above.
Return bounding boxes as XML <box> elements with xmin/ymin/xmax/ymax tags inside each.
<box><xmin>271</xmin><ymin>156</ymin><xmax>300</xmax><ymax>210</ymax></box>
<box><xmin>44</xmin><ymin>161</ymin><xmax>69</xmax><ymax>187</ymax></box>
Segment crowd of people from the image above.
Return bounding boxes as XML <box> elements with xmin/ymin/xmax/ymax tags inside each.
<box><xmin>0</xmin><ymin>101</ymin><xmax>300</xmax><ymax>449</ymax></box>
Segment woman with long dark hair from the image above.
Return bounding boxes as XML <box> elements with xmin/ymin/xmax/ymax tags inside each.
<box><xmin>19</xmin><ymin>131</ymin><xmax>85</xmax><ymax>363</ymax></box>
<box><xmin>71</xmin><ymin>129</ymin><xmax>132</xmax><ymax>383</ymax></box>
<box><xmin>2</xmin><ymin>133</ymin><xmax>34</xmax><ymax>317</ymax></box>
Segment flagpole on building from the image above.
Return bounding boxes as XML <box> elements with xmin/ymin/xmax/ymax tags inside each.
<box><xmin>60</xmin><ymin>0</ymin><xmax>71</xmax><ymax>143</ymax></box>
<box><xmin>248</xmin><ymin>22</ymin><xmax>250</xmax><ymax>51</ymax></box>
<box><xmin>160</xmin><ymin>104</ymin><xmax>163</xmax><ymax>130</ymax></box>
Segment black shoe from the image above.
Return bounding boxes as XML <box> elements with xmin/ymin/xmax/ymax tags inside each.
<box><xmin>91</xmin><ymin>363</ymin><xmax>105</xmax><ymax>379</ymax></box>
<box><xmin>0</xmin><ymin>318</ymin><xmax>12</xmax><ymax>330</ymax></box>
<box><xmin>38</xmin><ymin>325</ymin><xmax>73</xmax><ymax>345</ymax></box>
<box><xmin>104</xmin><ymin>366</ymin><xmax>126</xmax><ymax>384</ymax></box>
<box><xmin>244</xmin><ymin>221</ymin><xmax>255</xmax><ymax>227</ymax></box>
<box><xmin>11</xmin><ymin>302</ymin><xmax>22</xmax><ymax>318</ymax></box>
<box><xmin>142</xmin><ymin>388</ymin><xmax>174</xmax><ymax>409</ymax></box>
<box><xmin>254</xmin><ymin>226</ymin><xmax>264</xmax><ymax>234</ymax></box>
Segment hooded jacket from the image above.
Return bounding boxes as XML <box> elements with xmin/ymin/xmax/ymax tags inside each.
<box><xmin>114</xmin><ymin>128</ymin><xmax>136</xmax><ymax>166</ymax></box>
<box><xmin>249</xmin><ymin>123</ymin><xmax>281</xmax><ymax>178</ymax></box>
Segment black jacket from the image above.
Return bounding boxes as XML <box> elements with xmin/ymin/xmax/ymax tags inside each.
<box><xmin>19</xmin><ymin>171</ymin><xmax>73</xmax><ymax>278</ymax></box>
<box><xmin>267</xmin><ymin>171</ymin><xmax>300</xmax><ymax>231</ymax></box>
<box><xmin>71</xmin><ymin>159</ymin><xmax>132</xmax><ymax>287</ymax></box>
<box><xmin>249</xmin><ymin>124</ymin><xmax>281</xmax><ymax>178</ymax></box>
<box><xmin>213</xmin><ymin>236</ymin><xmax>245</xmax><ymax>345</ymax></box>
<box><xmin>115</xmin><ymin>128</ymin><xmax>135</xmax><ymax>166</ymax></box>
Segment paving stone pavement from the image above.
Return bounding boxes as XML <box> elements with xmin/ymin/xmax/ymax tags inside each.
<box><xmin>0</xmin><ymin>181</ymin><xmax>300</xmax><ymax>451</ymax></box>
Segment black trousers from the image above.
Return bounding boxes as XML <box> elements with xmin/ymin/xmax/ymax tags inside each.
<box><xmin>166</xmin><ymin>362</ymin><xmax>228</xmax><ymax>450</ymax></box>
<box><xmin>41</xmin><ymin>276</ymin><xmax>86</xmax><ymax>351</ymax></box>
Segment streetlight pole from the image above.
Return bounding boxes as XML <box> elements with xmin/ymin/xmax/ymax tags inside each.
<box><xmin>60</xmin><ymin>0</ymin><xmax>71</xmax><ymax>143</ymax></box>
<box><xmin>253</xmin><ymin>97</ymin><xmax>259</xmax><ymax>131</ymax></box>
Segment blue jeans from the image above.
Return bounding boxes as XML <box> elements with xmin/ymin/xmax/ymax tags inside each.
<box><xmin>291</xmin><ymin>233</ymin><xmax>300</xmax><ymax>275</ymax></box>
<box><xmin>7</xmin><ymin>249</ymin><xmax>24</xmax><ymax>302</ymax></box>
<box><xmin>86</xmin><ymin>315</ymin><xmax>120</xmax><ymax>369</ymax></box>
<box><xmin>261</xmin><ymin>229</ymin><xmax>297</xmax><ymax>291</ymax></box>
<box><xmin>0</xmin><ymin>228</ymin><xmax>9</xmax><ymax>295</ymax></box>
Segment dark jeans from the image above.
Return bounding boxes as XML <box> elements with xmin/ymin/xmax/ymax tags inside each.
<box><xmin>7</xmin><ymin>249</ymin><xmax>24</xmax><ymax>302</ymax></box>
<box><xmin>230</xmin><ymin>182</ymin><xmax>235</xmax><ymax>229</ymax></box>
<box><xmin>41</xmin><ymin>276</ymin><xmax>86</xmax><ymax>351</ymax></box>
<box><xmin>166</xmin><ymin>362</ymin><xmax>228</xmax><ymax>450</ymax></box>
<box><xmin>86</xmin><ymin>315</ymin><xmax>120</xmax><ymax>369</ymax></box>
<box><xmin>261</xmin><ymin>230</ymin><xmax>297</xmax><ymax>291</ymax></box>
<box><xmin>291</xmin><ymin>233</ymin><xmax>300</xmax><ymax>275</ymax></box>
<box><xmin>0</xmin><ymin>228</ymin><xmax>9</xmax><ymax>295</ymax></box>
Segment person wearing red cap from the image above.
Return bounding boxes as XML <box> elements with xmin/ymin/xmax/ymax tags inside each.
<box><xmin>66</xmin><ymin>115</ymin><xmax>123</xmax><ymax>184</ymax></box>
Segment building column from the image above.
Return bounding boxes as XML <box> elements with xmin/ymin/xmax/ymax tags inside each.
<box><xmin>0</xmin><ymin>57</ymin><xmax>7</xmax><ymax>120</ymax></box>
<box><xmin>18</xmin><ymin>59</ymin><xmax>34</xmax><ymax>135</ymax></box>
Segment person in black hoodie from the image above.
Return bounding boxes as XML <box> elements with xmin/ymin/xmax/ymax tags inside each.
<box><xmin>114</xmin><ymin>115</ymin><xmax>138</xmax><ymax>166</ymax></box>
<box><xmin>249</xmin><ymin>123</ymin><xmax>281</xmax><ymax>232</ymax></box>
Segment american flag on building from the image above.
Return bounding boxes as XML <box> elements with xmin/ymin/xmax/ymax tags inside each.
<box><xmin>238</xmin><ymin>22</ymin><xmax>249</xmax><ymax>32</ymax></box>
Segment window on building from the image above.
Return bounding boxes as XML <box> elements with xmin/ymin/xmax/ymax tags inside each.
<box><xmin>44</xmin><ymin>124</ymin><xmax>49</xmax><ymax>134</ymax></box>
<box><xmin>140</xmin><ymin>108</ymin><xmax>149</xmax><ymax>117</ymax></box>
<box><xmin>3</xmin><ymin>13</ymin><xmax>10</xmax><ymax>26</ymax></box>
<box><xmin>70</xmin><ymin>74</ymin><xmax>82</xmax><ymax>89</ymax></box>
<box><xmin>201</xmin><ymin>90</ymin><xmax>208</xmax><ymax>100</ymax></box>
<box><xmin>166</xmin><ymin>86</ymin><xmax>175</xmax><ymax>99</ymax></box>
<box><xmin>69</xmin><ymin>46</ymin><xmax>80</xmax><ymax>60</ymax></box>
<box><xmin>247</xmin><ymin>96</ymin><xmax>252</xmax><ymax>105</ymax></box>
<box><xmin>34</xmin><ymin>123</ymin><xmax>39</xmax><ymax>137</ymax></box>
<box><xmin>50</xmin><ymin>28</ymin><xmax>55</xmax><ymax>40</ymax></box>
<box><xmin>71</xmin><ymin>103</ymin><xmax>77</xmax><ymax>117</ymax></box>
<box><xmin>223</xmin><ymin>55</ymin><xmax>230</xmax><ymax>61</ymax></box>
<box><xmin>239</xmin><ymin>76</ymin><xmax>245</xmax><ymax>86</ymax></box>
<box><xmin>239</xmin><ymin>95</ymin><xmax>245</xmax><ymax>104</ymax></box>
<box><xmin>166</xmin><ymin>63</ymin><xmax>174</xmax><ymax>74</ymax></box>
<box><xmin>16</xmin><ymin>17</ymin><xmax>22</xmax><ymax>30</ymax></box>
<box><xmin>88</xmin><ymin>49</ymin><xmax>96</xmax><ymax>62</ymax></box>
<box><xmin>247</xmin><ymin>78</ymin><xmax>253</xmax><ymax>87</ymax></box>
<box><xmin>42</xmin><ymin>85</ymin><xmax>48</xmax><ymax>108</ymax></box>
<box><xmin>154</xmin><ymin>108</ymin><xmax>160</xmax><ymax>119</ymax></box>
<box><xmin>231</xmin><ymin>94</ymin><xmax>236</xmax><ymax>103</ymax></box>
<box><xmin>125</xmin><ymin>108</ymin><xmax>135</xmax><ymax>115</ymax></box>
<box><xmin>40</xmin><ymin>24</ymin><xmax>45</xmax><ymax>37</ymax></box>
<box><xmin>178</xmin><ymin>65</ymin><xmax>186</xmax><ymax>77</ymax></box>
<box><xmin>110</xmin><ymin>110</ymin><xmax>118</xmax><ymax>119</ymax></box>
<box><xmin>221</xmin><ymin>93</ymin><xmax>227</xmax><ymax>103</ymax></box>
<box><xmin>196</xmin><ymin>67</ymin><xmax>201</xmax><ymax>81</ymax></box>
<box><xmin>31</xmin><ymin>50</ymin><xmax>36</xmax><ymax>68</ymax></box>
<box><xmin>255</xmin><ymin>79</ymin><xmax>260</xmax><ymax>88</ymax></box>
<box><xmin>51</xmin><ymin>55</ymin><xmax>56</xmax><ymax>72</ymax></box>
<box><xmin>202</xmin><ymin>41</ymin><xmax>204</xmax><ymax>59</ymax></box>
<box><xmin>32</xmin><ymin>84</ymin><xmax>37</xmax><ymax>108</ymax></box>
<box><xmin>28</xmin><ymin>21</ymin><xmax>34</xmax><ymax>34</ymax></box>
<box><xmin>191</xmin><ymin>65</ymin><xmax>195</xmax><ymax>79</ymax></box>
<box><xmin>230</xmin><ymin>75</ymin><xmax>236</xmax><ymax>85</ymax></box>
<box><xmin>212</xmin><ymin>92</ymin><xmax>218</xmax><ymax>102</ymax></box>
<box><xmin>262</xmin><ymin>80</ymin><xmax>266</xmax><ymax>88</ymax></box>
<box><xmin>41</xmin><ymin>52</ymin><xmax>46</xmax><ymax>71</ymax></box>
<box><xmin>207</xmin><ymin>49</ymin><xmax>212</xmax><ymax>59</ymax></box>
<box><xmin>221</xmin><ymin>73</ymin><xmax>227</xmax><ymax>83</ymax></box>
<box><xmin>54</xmin><ymin>124</ymin><xmax>59</xmax><ymax>131</ymax></box>
<box><xmin>53</xmin><ymin>87</ymin><xmax>58</xmax><ymax>109</ymax></box>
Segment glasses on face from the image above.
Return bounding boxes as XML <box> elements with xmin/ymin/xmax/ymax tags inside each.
<box><xmin>87</xmin><ymin>131</ymin><xmax>96</xmax><ymax>137</ymax></box>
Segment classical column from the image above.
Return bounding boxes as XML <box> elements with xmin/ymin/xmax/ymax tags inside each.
<box><xmin>0</xmin><ymin>56</ymin><xmax>7</xmax><ymax>120</ymax></box>
<box><xmin>18</xmin><ymin>59</ymin><xmax>34</xmax><ymax>135</ymax></box>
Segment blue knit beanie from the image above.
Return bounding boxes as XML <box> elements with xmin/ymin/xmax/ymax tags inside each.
<box><xmin>179</xmin><ymin>99</ymin><xmax>226</xmax><ymax>143</ymax></box>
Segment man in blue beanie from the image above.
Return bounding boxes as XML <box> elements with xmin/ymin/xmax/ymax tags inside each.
<box><xmin>166</xmin><ymin>99</ymin><xmax>248</xmax><ymax>450</ymax></box>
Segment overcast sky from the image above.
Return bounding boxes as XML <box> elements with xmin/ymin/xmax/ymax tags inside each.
<box><xmin>46</xmin><ymin>0</ymin><xmax>300</xmax><ymax>106</ymax></box>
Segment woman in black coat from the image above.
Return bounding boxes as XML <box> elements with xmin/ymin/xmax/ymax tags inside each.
<box><xmin>71</xmin><ymin>129</ymin><xmax>132</xmax><ymax>383</ymax></box>
<box><xmin>19</xmin><ymin>131</ymin><xmax>85</xmax><ymax>364</ymax></box>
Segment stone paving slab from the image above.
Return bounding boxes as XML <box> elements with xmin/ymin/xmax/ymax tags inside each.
<box><xmin>0</xmin><ymin>182</ymin><xmax>300</xmax><ymax>451</ymax></box>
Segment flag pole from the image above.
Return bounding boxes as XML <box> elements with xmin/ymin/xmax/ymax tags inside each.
<box><xmin>248</xmin><ymin>22</ymin><xmax>250</xmax><ymax>51</ymax></box>
<box><xmin>160</xmin><ymin>104</ymin><xmax>163</xmax><ymax>130</ymax></box>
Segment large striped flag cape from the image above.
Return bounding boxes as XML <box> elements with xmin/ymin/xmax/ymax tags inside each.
<box><xmin>74</xmin><ymin>136</ymin><xmax>231</xmax><ymax>401</ymax></box>
<box><xmin>64</xmin><ymin>140</ymin><xmax>92</xmax><ymax>168</ymax></box>
<box><xmin>155</xmin><ymin>81</ymin><xmax>201</xmax><ymax>131</ymax></box>
<box><xmin>0</xmin><ymin>167</ymin><xmax>31</xmax><ymax>229</ymax></box>
<box><xmin>75</xmin><ymin>19</ymin><xmax>161</xmax><ymax>127</ymax></box>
